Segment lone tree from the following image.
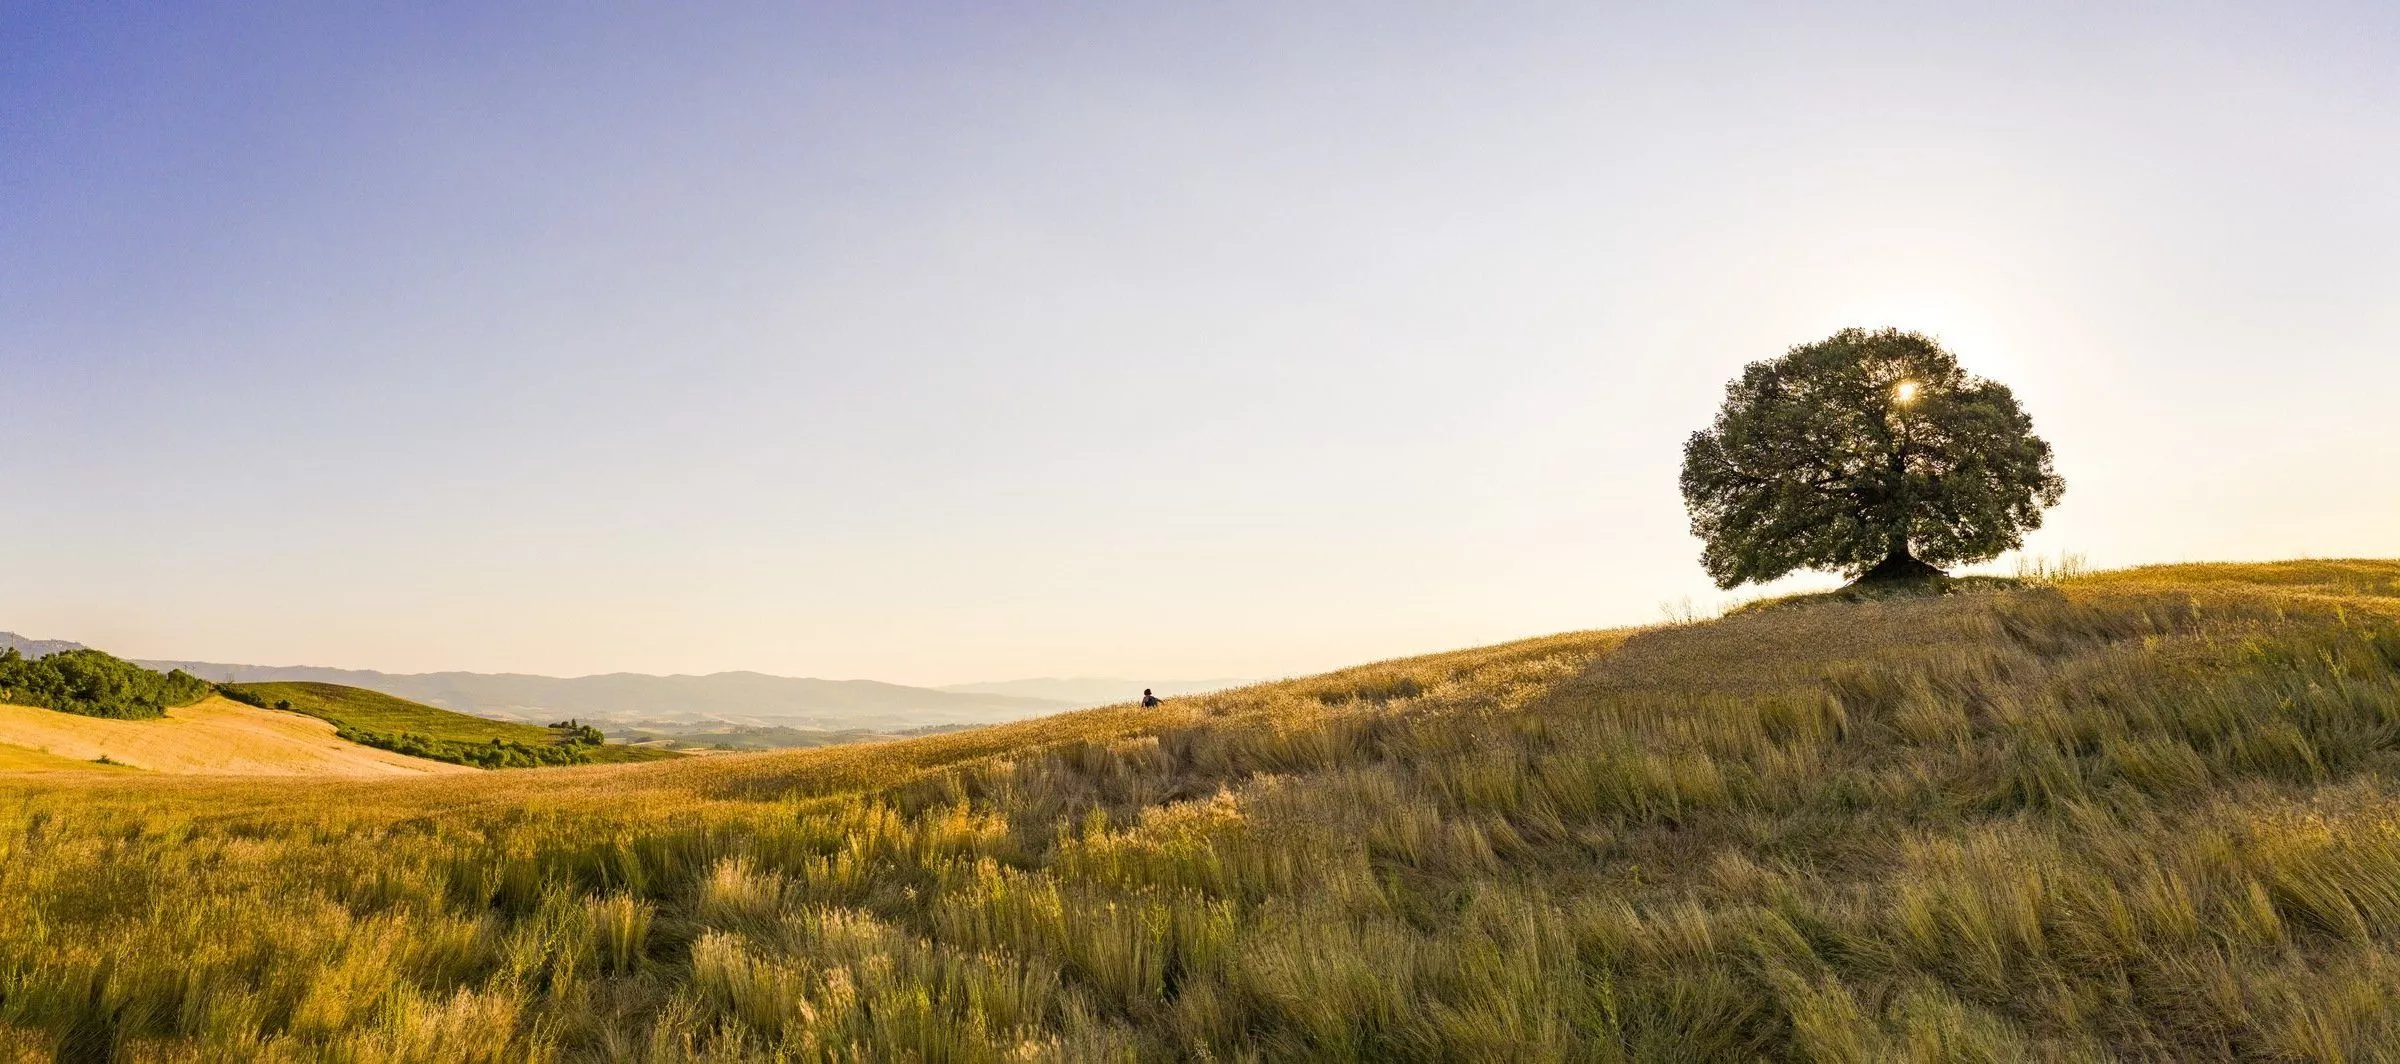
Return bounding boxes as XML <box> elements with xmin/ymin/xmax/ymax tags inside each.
<box><xmin>1680</xmin><ymin>328</ymin><xmax>2064</xmax><ymax>588</ymax></box>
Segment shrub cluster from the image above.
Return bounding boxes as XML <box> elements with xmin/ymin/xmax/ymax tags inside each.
<box><xmin>334</xmin><ymin>726</ymin><xmax>595</xmax><ymax>768</ymax></box>
<box><xmin>0</xmin><ymin>648</ymin><xmax>210</xmax><ymax>719</ymax></box>
<box><xmin>213</xmin><ymin>685</ymin><xmax>270</xmax><ymax>709</ymax></box>
<box><xmin>547</xmin><ymin>719</ymin><xmax>607</xmax><ymax>746</ymax></box>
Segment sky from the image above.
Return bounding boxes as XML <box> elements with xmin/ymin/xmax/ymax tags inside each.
<box><xmin>3</xmin><ymin>2</ymin><xmax>2396</xmax><ymax>685</ymax></box>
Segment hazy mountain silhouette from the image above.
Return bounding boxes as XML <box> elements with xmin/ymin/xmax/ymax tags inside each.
<box><xmin>137</xmin><ymin>661</ymin><xmax>1074</xmax><ymax>730</ymax></box>
<box><xmin>0</xmin><ymin>632</ymin><xmax>88</xmax><ymax>658</ymax></box>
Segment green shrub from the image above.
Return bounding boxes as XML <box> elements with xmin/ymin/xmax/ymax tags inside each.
<box><xmin>547</xmin><ymin>719</ymin><xmax>607</xmax><ymax>746</ymax></box>
<box><xmin>333</xmin><ymin>725</ymin><xmax>594</xmax><ymax>768</ymax></box>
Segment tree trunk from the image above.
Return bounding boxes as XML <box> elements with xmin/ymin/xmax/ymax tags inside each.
<box><xmin>1857</xmin><ymin>544</ymin><xmax>1946</xmax><ymax>584</ymax></box>
<box><xmin>1869</xmin><ymin>433</ymin><xmax>1934</xmax><ymax>584</ymax></box>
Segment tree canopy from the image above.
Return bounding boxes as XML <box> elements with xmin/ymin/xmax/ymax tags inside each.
<box><xmin>0</xmin><ymin>647</ymin><xmax>213</xmax><ymax>719</ymax></box>
<box><xmin>1680</xmin><ymin>328</ymin><xmax>2064</xmax><ymax>589</ymax></box>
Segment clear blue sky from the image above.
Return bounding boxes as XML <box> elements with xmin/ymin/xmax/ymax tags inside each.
<box><xmin>4</xmin><ymin>3</ymin><xmax>2395</xmax><ymax>683</ymax></box>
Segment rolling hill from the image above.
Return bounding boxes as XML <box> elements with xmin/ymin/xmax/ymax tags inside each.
<box><xmin>143</xmin><ymin>662</ymin><xmax>1076</xmax><ymax>730</ymax></box>
<box><xmin>0</xmin><ymin>645</ymin><xmax>679</xmax><ymax>774</ymax></box>
<box><xmin>220</xmin><ymin>681</ymin><xmax>681</xmax><ymax>767</ymax></box>
<box><xmin>0</xmin><ymin>694</ymin><xmax>475</xmax><ymax>776</ymax></box>
<box><xmin>7</xmin><ymin>634</ymin><xmax>1081</xmax><ymax>730</ymax></box>
<box><xmin>11</xmin><ymin>635</ymin><xmax>1207</xmax><ymax>735</ymax></box>
<box><xmin>3</xmin><ymin>560</ymin><xmax>2399</xmax><ymax>1059</ymax></box>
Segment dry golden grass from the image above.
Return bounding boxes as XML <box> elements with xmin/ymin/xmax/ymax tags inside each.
<box><xmin>0</xmin><ymin>741</ymin><xmax>123</xmax><ymax>773</ymax></box>
<box><xmin>0</xmin><ymin>695</ymin><xmax>475</xmax><ymax>777</ymax></box>
<box><xmin>6</xmin><ymin>562</ymin><xmax>2400</xmax><ymax>1061</ymax></box>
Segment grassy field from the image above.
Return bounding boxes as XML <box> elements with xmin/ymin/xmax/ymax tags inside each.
<box><xmin>5</xmin><ymin>560</ymin><xmax>2400</xmax><ymax>1060</ymax></box>
<box><xmin>0</xmin><ymin>741</ymin><xmax>127</xmax><ymax>773</ymax></box>
<box><xmin>221</xmin><ymin>681</ymin><xmax>680</xmax><ymax>766</ymax></box>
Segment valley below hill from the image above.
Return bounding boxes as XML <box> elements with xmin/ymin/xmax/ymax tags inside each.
<box><xmin>0</xmin><ymin>635</ymin><xmax>1254</xmax><ymax>746</ymax></box>
<box><xmin>134</xmin><ymin>662</ymin><xmax>1078</xmax><ymax>732</ymax></box>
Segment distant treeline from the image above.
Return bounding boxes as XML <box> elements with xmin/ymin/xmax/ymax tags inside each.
<box><xmin>0</xmin><ymin>647</ymin><xmax>212</xmax><ymax>720</ymax></box>
<box><xmin>333</xmin><ymin>726</ymin><xmax>595</xmax><ymax>769</ymax></box>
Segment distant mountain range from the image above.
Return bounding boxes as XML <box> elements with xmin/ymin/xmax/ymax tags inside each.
<box><xmin>0</xmin><ymin>631</ymin><xmax>1247</xmax><ymax>731</ymax></box>
<box><xmin>134</xmin><ymin>662</ymin><xmax>1072</xmax><ymax>730</ymax></box>
<box><xmin>0</xmin><ymin>632</ymin><xmax>88</xmax><ymax>659</ymax></box>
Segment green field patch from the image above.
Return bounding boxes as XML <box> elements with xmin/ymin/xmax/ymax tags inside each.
<box><xmin>0</xmin><ymin>742</ymin><xmax>134</xmax><ymax>773</ymax></box>
<box><xmin>220</xmin><ymin>681</ymin><xmax>678</xmax><ymax>768</ymax></box>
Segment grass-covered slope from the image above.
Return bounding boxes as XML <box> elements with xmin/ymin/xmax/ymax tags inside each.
<box><xmin>0</xmin><ymin>695</ymin><xmax>475</xmax><ymax>778</ymax></box>
<box><xmin>0</xmin><ymin>740</ymin><xmax>130</xmax><ymax>773</ymax></box>
<box><xmin>220</xmin><ymin>681</ymin><xmax>679</xmax><ymax>767</ymax></box>
<box><xmin>5</xmin><ymin>561</ymin><xmax>2400</xmax><ymax>1059</ymax></box>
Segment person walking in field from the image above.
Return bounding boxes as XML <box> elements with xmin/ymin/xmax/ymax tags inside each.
<box><xmin>1141</xmin><ymin>688</ymin><xmax>1161</xmax><ymax>707</ymax></box>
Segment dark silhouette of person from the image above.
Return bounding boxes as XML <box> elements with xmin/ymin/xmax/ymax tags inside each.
<box><xmin>1141</xmin><ymin>688</ymin><xmax>1161</xmax><ymax>707</ymax></box>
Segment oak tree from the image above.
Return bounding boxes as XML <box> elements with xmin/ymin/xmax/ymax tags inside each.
<box><xmin>1680</xmin><ymin>328</ymin><xmax>2065</xmax><ymax>588</ymax></box>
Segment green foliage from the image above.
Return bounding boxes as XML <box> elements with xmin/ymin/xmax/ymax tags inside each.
<box><xmin>335</xmin><ymin>725</ymin><xmax>596</xmax><ymax>768</ymax></box>
<box><xmin>220</xmin><ymin>681</ymin><xmax>678</xmax><ymax>767</ymax></box>
<box><xmin>1681</xmin><ymin>327</ymin><xmax>2065</xmax><ymax>588</ymax></box>
<box><xmin>548</xmin><ymin>719</ymin><xmax>607</xmax><ymax>746</ymax></box>
<box><xmin>2</xmin><ymin>562</ymin><xmax>2399</xmax><ymax>1059</ymax></box>
<box><xmin>0</xmin><ymin>647</ymin><xmax>211</xmax><ymax>719</ymax></box>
